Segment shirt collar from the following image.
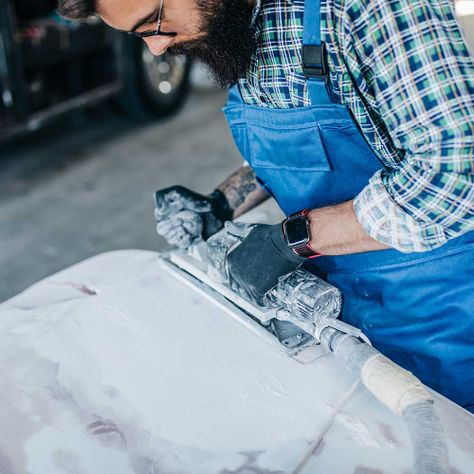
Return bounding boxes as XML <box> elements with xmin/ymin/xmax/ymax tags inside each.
<box><xmin>250</xmin><ymin>0</ymin><xmax>262</xmax><ymax>26</ymax></box>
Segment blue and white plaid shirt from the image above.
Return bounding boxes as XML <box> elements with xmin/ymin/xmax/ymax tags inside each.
<box><xmin>238</xmin><ymin>0</ymin><xmax>474</xmax><ymax>252</ymax></box>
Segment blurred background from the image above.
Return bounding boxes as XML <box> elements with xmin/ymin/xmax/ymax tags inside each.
<box><xmin>0</xmin><ymin>0</ymin><xmax>473</xmax><ymax>302</ymax></box>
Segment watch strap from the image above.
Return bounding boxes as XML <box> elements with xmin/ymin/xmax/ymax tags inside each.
<box><xmin>284</xmin><ymin>209</ymin><xmax>321</xmax><ymax>259</ymax></box>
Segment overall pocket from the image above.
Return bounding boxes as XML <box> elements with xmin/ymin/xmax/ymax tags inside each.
<box><xmin>317</xmin><ymin>119</ymin><xmax>383</xmax><ymax>178</ymax></box>
<box><xmin>241</xmin><ymin>116</ymin><xmax>336</xmax><ymax>214</ymax></box>
<box><xmin>247</xmin><ymin>120</ymin><xmax>332</xmax><ymax>172</ymax></box>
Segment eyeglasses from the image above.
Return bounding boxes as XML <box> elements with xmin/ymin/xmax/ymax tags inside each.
<box><xmin>126</xmin><ymin>0</ymin><xmax>177</xmax><ymax>38</ymax></box>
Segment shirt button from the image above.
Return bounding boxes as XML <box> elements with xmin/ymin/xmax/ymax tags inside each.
<box><xmin>259</xmin><ymin>94</ymin><xmax>267</xmax><ymax>103</ymax></box>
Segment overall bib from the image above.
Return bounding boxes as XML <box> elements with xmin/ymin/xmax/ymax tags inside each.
<box><xmin>223</xmin><ymin>0</ymin><xmax>474</xmax><ymax>410</ymax></box>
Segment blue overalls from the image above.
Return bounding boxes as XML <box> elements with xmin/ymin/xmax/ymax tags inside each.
<box><xmin>223</xmin><ymin>0</ymin><xmax>474</xmax><ymax>411</ymax></box>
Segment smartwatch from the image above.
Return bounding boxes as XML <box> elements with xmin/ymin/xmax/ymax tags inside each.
<box><xmin>282</xmin><ymin>209</ymin><xmax>321</xmax><ymax>259</ymax></box>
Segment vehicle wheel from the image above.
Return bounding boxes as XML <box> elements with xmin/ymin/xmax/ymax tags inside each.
<box><xmin>117</xmin><ymin>37</ymin><xmax>191</xmax><ymax>120</ymax></box>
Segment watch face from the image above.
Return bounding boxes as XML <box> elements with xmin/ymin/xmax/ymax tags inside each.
<box><xmin>285</xmin><ymin>217</ymin><xmax>310</xmax><ymax>246</ymax></box>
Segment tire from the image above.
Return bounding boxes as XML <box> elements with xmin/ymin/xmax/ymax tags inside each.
<box><xmin>117</xmin><ymin>36</ymin><xmax>191</xmax><ymax>120</ymax></box>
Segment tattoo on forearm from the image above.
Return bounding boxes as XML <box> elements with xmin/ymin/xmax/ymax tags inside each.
<box><xmin>218</xmin><ymin>166</ymin><xmax>257</xmax><ymax>211</ymax></box>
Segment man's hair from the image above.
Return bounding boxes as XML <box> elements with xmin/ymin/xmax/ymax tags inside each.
<box><xmin>58</xmin><ymin>0</ymin><xmax>97</xmax><ymax>19</ymax></box>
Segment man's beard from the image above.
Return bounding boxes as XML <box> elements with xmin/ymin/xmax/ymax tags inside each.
<box><xmin>168</xmin><ymin>0</ymin><xmax>257</xmax><ymax>87</ymax></box>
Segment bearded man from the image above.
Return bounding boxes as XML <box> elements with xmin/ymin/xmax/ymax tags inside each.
<box><xmin>59</xmin><ymin>0</ymin><xmax>474</xmax><ymax>412</ymax></box>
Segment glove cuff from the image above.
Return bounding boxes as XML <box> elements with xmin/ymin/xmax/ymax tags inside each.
<box><xmin>270</xmin><ymin>224</ymin><xmax>307</xmax><ymax>264</ymax></box>
<box><xmin>208</xmin><ymin>189</ymin><xmax>234</xmax><ymax>223</ymax></box>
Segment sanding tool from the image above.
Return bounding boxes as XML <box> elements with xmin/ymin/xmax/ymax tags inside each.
<box><xmin>160</xmin><ymin>222</ymin><xmax>369</xmax><ymax>360</ymax></box>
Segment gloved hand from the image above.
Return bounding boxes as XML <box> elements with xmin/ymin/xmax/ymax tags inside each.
<box><xmin>154</xmin><ymin>185</ymin><xmax>233</xmax><ymax>250</ymax></box>
<box><xmin>226</xmin><ymin>223</ymin><xmax>306</xmax><ymax>305</ymax></box>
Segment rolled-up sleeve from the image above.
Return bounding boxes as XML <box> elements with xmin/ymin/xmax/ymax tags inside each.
<box><xmin>346</xmin><ymin>0</ymin><xmax>474</xmax><ymax>252</ymax></box>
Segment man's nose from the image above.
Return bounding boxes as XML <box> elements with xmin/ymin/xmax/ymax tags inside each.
<box><xmin>143</xmin><ymin>36</ymin><xmax>175</xmax><ymax>56</ymax></box>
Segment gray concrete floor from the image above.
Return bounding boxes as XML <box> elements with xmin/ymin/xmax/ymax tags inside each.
<box><xmin>0</xmin><ymin>86</ymin><xmax>242</xmax><ymax>302</ymax></box>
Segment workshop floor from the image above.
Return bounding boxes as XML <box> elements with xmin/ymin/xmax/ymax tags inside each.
<box><xmin>0</xmin><ymin>80</ymin><xmax>242</xmax><ymax>302</ymax></box>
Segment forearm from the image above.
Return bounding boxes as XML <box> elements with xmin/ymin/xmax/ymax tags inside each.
<box><xmin>217</xmin><ymin>165</ymin><xmax>270</xmax><ymax>219</ymax></box>
<box><xmin>308</xmin><ymin>200</ymin><xmax>389</xmax><ymax>255</ymax></box>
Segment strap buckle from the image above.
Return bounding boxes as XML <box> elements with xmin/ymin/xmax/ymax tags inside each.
<box><xmin>302</xmin><ymin>43</ymin><xmax>328</xmax><ymax>79</ymax></box>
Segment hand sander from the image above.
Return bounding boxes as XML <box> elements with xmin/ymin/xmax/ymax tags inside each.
<box><xmin>160</xmin><ymin>222</ymin><xmax>369</xmax><ymax>361</ymax></box>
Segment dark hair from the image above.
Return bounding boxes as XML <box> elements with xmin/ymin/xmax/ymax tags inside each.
<box><xmin>58</xmin><ymin>0</ymin><xmax>97</xmax><ymax>19</ymax></box>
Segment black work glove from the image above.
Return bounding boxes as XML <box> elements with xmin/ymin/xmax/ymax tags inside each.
<box><xmin>226</xmin><ymin>223</ymin><xmax>306</xmax><ymax>306</ymax></box>
<box><xmin>154</xmin><ymin>185</ymin><xmax>233</xmax><ymax>250</ymax></box>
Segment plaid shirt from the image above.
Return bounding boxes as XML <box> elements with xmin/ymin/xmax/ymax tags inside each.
<box><xmin>239</xmin><ymin>0</ymin><xmax>474</xmax><ymax>252</ymax></box>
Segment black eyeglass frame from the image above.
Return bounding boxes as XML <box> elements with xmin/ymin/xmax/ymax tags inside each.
<box><xmin>124</xmin><ymin>0</ymin><xmax>177</xmax><ymax>38</ymax></box>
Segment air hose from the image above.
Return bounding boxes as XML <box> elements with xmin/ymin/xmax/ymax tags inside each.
<box><xmin>320</xmin><ymin>328</ymin><xmax>449</xmax><ymax>474</ymax></box>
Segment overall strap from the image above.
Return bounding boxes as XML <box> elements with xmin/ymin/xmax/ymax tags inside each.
<box><xmin>303</xmin><ymin>0</ymin><xmax>332</xmax><ymax>104</ymax></box>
